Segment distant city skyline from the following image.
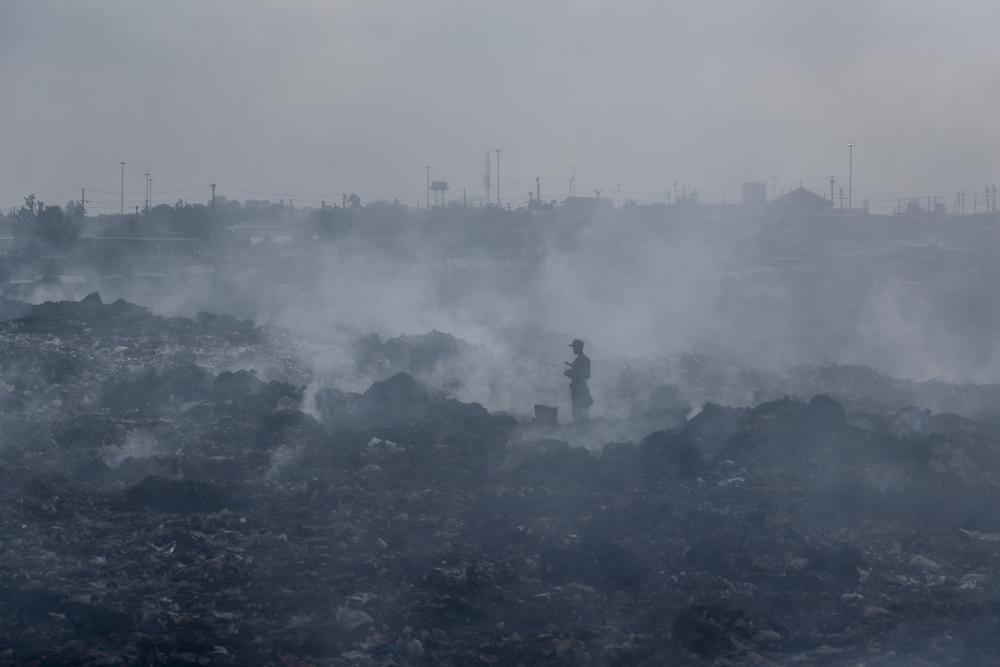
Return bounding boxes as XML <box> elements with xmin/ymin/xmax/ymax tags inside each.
<box><xmin>14</xmin><ymin>170</ymin><xmax>996</xmax><ymax>218</ymax></box>
<box><xmin>3</xmin><ymin>1</ymin><xmax>999</xmax><ymax>214</ymax></box>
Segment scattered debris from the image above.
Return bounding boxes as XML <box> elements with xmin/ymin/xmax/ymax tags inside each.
<box><xmin>2</xmin><ymin>295</ymin><xmax>1000</xmax><ymax>664</ymax></box>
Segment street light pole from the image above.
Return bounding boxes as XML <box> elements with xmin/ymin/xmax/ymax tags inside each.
<box><xmin>495</xmin><ymin>148</ymin><xmax>502</xmax><ymax>205</ymax></box>
<box><xmin>847</xmin><ymin>143</ymin><xmax>855</xmax><ymax>210</ymax></box>
<box><xmin>120</xmin><ymin>161</ymin><xmax>126</xmax><ymax>214</ymax></box>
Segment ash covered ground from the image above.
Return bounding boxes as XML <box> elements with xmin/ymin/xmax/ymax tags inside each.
<box><xmin>3</xmin><ymin>294</ymin><xmax>1000</xmax><ymax>665</ymax></box>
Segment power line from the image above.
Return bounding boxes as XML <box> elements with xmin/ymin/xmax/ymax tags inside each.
<box><xmin>84</xmin><ymin>184</ymin><xmax>210</xmax><ymax>196</ymax></box>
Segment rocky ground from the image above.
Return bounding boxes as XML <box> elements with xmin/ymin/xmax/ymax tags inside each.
<box><xmin>2</xmin><ymin>295</ymin><xmax>1000</xmax><ymax>665</ymax></box>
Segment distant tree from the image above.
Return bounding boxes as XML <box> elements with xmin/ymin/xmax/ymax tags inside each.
<box><xmin>13</xmin><ymin>197</ymin><xmax>80</xmax><ymax>253</ymax></box>
<box><xmin>172</xmin><ymin>202</ymin><xmax>211</xmax><ymax>241</ymax></box>
<box><xmin>348</xmin><ymin>193</ymin><xmax>361</xmax><ymax>210</ymax></box>
<box><xmin>65</xmin><ymin>200</ymin><xmax>86</xmax><ymax>219</ymax></box>
<box><xmin>18</xmin><ymin>194</ymin><xmax>39</xmax><ymax>219</ymax></box>
<box><xmin>148</xmin><ymin>203</ymin><xmax>175</xmax><ymax>230</ymax></box>
<box><xmin>312</xmin><ymin>206</ymin><xmax>357</xmax><ymax>239</ymax></box>
<box><xmin>213</xmin><ymin>195</ymin><xmax>243</xmax><ymax>219</ymax></box>
<box><xmin>143</xmin><ymin>202</ymin><xmax>212</xmax><ymax>242</ymax></box>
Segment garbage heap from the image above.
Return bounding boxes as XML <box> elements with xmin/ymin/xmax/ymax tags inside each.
<box><xmin>1</xmin><ymin>295</ymin><xmax>1000</xmax><ymax>665</ymax></box>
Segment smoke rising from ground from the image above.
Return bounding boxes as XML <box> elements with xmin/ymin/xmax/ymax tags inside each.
<box><xmin>7</xmin><ymin>202</ymin><xmax>1000</xmax><ymax>423</ymax></box>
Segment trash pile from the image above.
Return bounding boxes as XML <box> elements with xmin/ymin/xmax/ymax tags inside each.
<box><xmin>2</xmin><ymin>295</ymin><xmax>1000</xmax><ymax>665</ymax></box>
<box><xmin>354</xmin><ymin>331</ymin><xmax>470</xmax><ymax>378</ymax></box>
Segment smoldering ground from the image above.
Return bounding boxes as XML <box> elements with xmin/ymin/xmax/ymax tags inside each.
<box><xmin>8</xmin><ymin>203</ymin><xmax>1000</xmax><ymax>421</ymax></box>
<box><xmin>5</xmin><ymin>174</ymin><xmax>1000</xmax><ymax>667</ymax></box>
<box><xmin>5</xmin><ymin>284</ymin><xmax>1000</xmax><ymax>664</ymax></box>
<box><xmin>3</xmin><ymin>204</ymin><xmax>1000</xmax><ymax>666</ymax></box>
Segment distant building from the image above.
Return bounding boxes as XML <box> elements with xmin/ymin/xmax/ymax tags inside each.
<box><xmin>561</xmin><ymin>195</ymin><xmax>614</xmax><ymax>214</ymax></box>
<box><xmin>431</xmin><ymin>181</ymin><xmax>449</xmax><ymax>208</ymax></box>
<box><xmin>98</xmin><ymin>220</ymin><xmax>172</xmax><ymax>239</ymax></box>
<box><xmin>742</xmin><ymin>182</ymin><xmax>767</xmax><ymax>207</ymax></box>
<box><xmin>79</xmin><ymin>220</ymin><xmax>197</xmax><ymax>263</ymax></box>
<box><xmin>225</xmin><ymin>224</ymin><xmax>296</xmax><ymax>248</ymax></box>
<box><xmin>0</xmin><ymin>236</ymin><xmax>17</xmax><ymax>257</ymax></box>
<box><xmin>769</xmin><ymin>187</ymin><xmax>833</xmax><ymax>214</ymax></box>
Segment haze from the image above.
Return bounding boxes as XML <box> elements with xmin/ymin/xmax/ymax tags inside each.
<box><xmin>3</xmin><ymin>0</ymin><xmax>1000</xmax><ymax>212</ymax></box>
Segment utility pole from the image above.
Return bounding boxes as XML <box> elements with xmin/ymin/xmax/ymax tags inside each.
<box><xmin>148</xmin><ymin>177</ymin><xmax>153</xmax><ymax>210</ymax></box>
<box><xmin>847</xmin><ymin>142</ymin><xmax>855</xmax><ymax>210</ymax></box>
<box><xmin>495</xmin><ymin>149</ymin><xmax>502</xmax><ymax>205</ymax></box>
<box><xmin>425</xmin><ymin>165</ymin><xmax>430</xmax><ymax>210</ymax></box>
<box><xmin>209</xmin><ymin>182</ymin><xmax>217</xmax><ymax>250</ymax></box>
<box><xmin>770</xmin><ymin>176</ymin><xmax>778</xmax><ymax>201</ymax></box>
<box><xmin>80</xmin><ymin>188</ymin><xmax>86</xmax><ymax>219</ymax></box>
<box><xmin>829</xmin><ymin>175</ymin><xmax>835</xmax><ymax>203</ymax></box>
<box><xmin>536</xmin><ymin>176</ymin><xmax>541</xmax><ymax>204</ymax></box>
<box><xmin>570</xmin><ymin>165</ymin><xmax>576</xmax><ymax>197</ymax></box>
<box><xmin>839</xmin><ymin>187</ymin><xmax>844</xmax><ymax>209</ymax></box>
<box><xmin>120</xmin><ymin>161</ymin><xmax>126</xmax><ymax>214</ymax></box>
<box><xmin>144</xmin><ymin>172</ymin><xmax>150</xmax><ymax>217</ymax></box>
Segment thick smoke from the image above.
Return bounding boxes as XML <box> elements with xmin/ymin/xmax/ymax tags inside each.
<box><xmin>9</xmin><ymin>202</ymin><xmax>999</xmax><ymax>416</ymax></box>
<box><xmin>6</xmin><ymin>2</ymin><xmax>1000</xmax><ymax>663</ymax></box>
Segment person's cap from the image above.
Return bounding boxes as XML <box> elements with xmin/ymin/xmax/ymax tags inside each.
<box><xmin>570</xmin><ymin>338</ymin><xmax>584</xmax><ymax>348</ymax></box>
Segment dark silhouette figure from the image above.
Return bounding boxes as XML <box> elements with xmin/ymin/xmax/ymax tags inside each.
<box><xmin>565</xmin><ymin>339</ymin><xmax>593</xmax><ymax>422</ymax></box>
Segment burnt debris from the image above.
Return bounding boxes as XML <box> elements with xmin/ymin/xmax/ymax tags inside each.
<box><xmin>2</xmin><ymin>296</ymin><xmax>1000</xmax><ymax>664</ymax></box>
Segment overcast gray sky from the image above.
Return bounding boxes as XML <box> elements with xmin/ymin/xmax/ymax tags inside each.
<box><xmin>2</xmin><ymin>0</ymin><xmax>999</xmax><ymax>213</ymax></box>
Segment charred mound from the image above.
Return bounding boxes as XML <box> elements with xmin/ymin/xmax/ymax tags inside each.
<box><xmin>3</xmin><ymin>297</ymin><xmax>1000</xmax><ymax>664</ymax></box>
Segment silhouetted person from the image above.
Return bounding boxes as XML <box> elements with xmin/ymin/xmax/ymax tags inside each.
<box><xmin>564</xmin><ymin>338</ymin><xmax>593</xmax><ymax>422</ymax></box>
